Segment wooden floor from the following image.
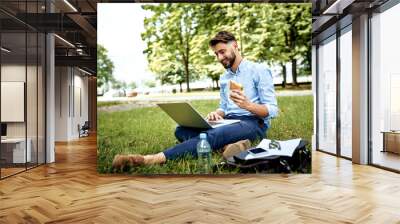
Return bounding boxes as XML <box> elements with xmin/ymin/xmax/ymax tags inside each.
<box><xmin>1</xmin><ymin>135</ymin><xmax>400</xmax><ymax>223</ymax></box>
<box><xmin>1</xmin><ymin>163</ymin><xmax>44</xmax><ymax>178</ymax></box>
<box><xmin>1</xmin><ymin>167</ymin><xmax>26</xmax><ymax>178</ymax></box>
<box><xmin>372</xmin><ymin>150</ymin><xmax>400</xmax><ymax>171</ymax></box>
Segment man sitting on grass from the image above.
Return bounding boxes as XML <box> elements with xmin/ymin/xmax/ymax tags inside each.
<box><xmin>112</xmin><ymin>31</ymin><xmax>278</xmax><ymax>169</ymax></box>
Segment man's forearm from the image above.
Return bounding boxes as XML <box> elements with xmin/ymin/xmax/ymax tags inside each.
<box><xmin>216</xmin><ymin>109</ymin><xmax>225</xmax><ymax>118</ymax></box>
<box><xmin>245</xmin><ymin>102</ymin><xmax>269</xmax><ymax>118</ymax></box>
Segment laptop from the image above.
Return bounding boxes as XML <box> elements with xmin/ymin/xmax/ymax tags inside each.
<box><xmin>157</xmin><ymin>102</ymin><xmax>240</xmax><ymax>129</ymax></box>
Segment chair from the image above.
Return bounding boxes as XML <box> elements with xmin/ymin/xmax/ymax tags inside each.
<box><xmin>78</xmin><ymin>121</ymin><xmax>90</xmax><ymax>138</ymax></box>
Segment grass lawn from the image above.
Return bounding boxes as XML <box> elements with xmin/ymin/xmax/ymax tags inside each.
<box><xmin>97</xmin><ymin>95</ymin><xmax>313</xmax><ymax>174</ymax></box>
<box><xmin>97</xmin><ymin>101</ymin><xmax>126</xmax><ymax>107</ymax></box>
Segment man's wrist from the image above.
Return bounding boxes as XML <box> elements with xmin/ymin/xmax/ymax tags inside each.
<box><xmin>216</xmin><ymin>109</ymin><xmax>225</xmax><ymax>117</ymax></box>
<box><xmin>244</xmin><ymin>101</ymin><xmax>253</xmax><ymax>111</ymax></box>
<box><xmin>245</xmin><ymin>102</ymin><xmax>268</xmax><ymax>117</ymax></box>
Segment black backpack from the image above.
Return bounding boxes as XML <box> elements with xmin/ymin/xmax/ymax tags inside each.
<box><xmin>213</xmin><ymin>140</ymin><xmax>311</xmax><ymax>173</ymax></box>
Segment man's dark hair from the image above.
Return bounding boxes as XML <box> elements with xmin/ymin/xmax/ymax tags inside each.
<box><xmin>209</xmin><ymin>31</ymin><xmax>237</xmax><ymax>47</ymax></box>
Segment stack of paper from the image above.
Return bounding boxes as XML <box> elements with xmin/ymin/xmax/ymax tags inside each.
<box><xmin>243</xmin><ymin>138</ymin><xmax>302</xmax><ymax>160</ymax></box>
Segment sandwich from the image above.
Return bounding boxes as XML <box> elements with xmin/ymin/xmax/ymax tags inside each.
<box><xmin>229</xmin><ymin>80</ymin><xmax>244</xmax><ymax>91</ymax></box>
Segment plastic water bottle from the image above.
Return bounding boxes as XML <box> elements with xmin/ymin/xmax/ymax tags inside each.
<box><xmin>197</xmin><ymin>133</ymin><xmax>212</xmax><ymax>174</ymax></box>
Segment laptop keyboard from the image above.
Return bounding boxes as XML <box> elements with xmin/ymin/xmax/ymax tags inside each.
<box><xmin>208</xmin><ymin>121</ymin><xmax>223</xmax><ymax>125</ymax></box>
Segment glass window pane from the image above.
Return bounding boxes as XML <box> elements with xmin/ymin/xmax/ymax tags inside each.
<box><xmin>27</xmin><ymin>31</ymin><xmax>38</xmax><ymax>169</ymax></box>
<box><xmin>371</xmin><ymin>3</ymin><xmax>400</xmax><ymax>171</ymax></box>
<box><xmin>340</xmin><ymin>27</ymin><xmax>352</xmax><ymax>158</ymax></box>
<box><xmin>318</xmin><ymin>35</ymin><xmax>337</xmax><ymax>154</ymax></box>
<box><xmin>1</xmin><ymin>31</ymin><xmax>27</xmax><ymax>177</ymax></box>
<box><xmin>0</xmin><ymin>0</ymin><xmax>46</xmax><ymax>179</ymax></box>
<box><xmin>38</xmin><ymin>33</ymin><xmax>45</xmax><ymax>165</ymax></box>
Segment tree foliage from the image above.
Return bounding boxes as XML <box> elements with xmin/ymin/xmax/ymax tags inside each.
<box><xmin>141</xmin><ymin>3</ymin><xmax>311</xmax><ymax>89</ymax></box>
<box><xmin>97</xmin><ymin>44</ymin><xmax>115</xmax><ymax>90</ymax></box>
<box><xmin>129</xmin><ymin>81</ymin><xmax>137</xmax><ymax>90</ymax></box>
<box><xmin>143</xmin><ymin>80</ymin><xmax>156</xmax><ymax>88</ymax></box>
<box><xmin>111</xmin><ymin>80</ymin><xmax>128</xmax><ymax>96</ymax></box>
<box><xmin>141</xmin><ymin>4</ymin><xmax>201</xmax><ymax>92</ymax></box>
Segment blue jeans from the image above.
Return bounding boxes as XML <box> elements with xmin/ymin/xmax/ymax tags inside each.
<box><xmin>163</xmin><ymin>115</ymin><xmax>268</xmax><ymax>160</ymax></box>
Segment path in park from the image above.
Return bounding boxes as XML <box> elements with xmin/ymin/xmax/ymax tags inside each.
<box><xmin>98</xmin><ymin>90</ymin><xmax>312</xmax><ymax>113</ymax></box>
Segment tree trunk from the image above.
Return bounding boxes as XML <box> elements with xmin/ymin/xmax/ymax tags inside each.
<box><xmin>291</xmin><ymin>58</ymin><xmax>298</xmax><ymax>86</ymax></box>
<box><xmin>178</xmin><ymin>20</ymin><xmax>190</xmax><ymax>93</ymax></box>
<box><xmin>281</xmin><ymin>63</ymin><xmax>287</xmax><ymax>88</ymax></box>
<box><xmin>179</xmin><ymin>82</ymin><xmax>183</xmax><ymax>93</ymax></box>
<box><xmin>216</xmin><ymin>79</ymin><xmax>219</xmax><ymax>89</ymax></box>
<box><xmin>185</xmin><ymin>29</ymin><xmax>190</xmax><ymax>92</ymax></box>
<box><xmin>287</xmin><ymin>8</ymin><xmax>299</xmax><ymax>87</ymax></box>
<box><xmin>211</xmin><ymin>79</ymin><xmax>218</xmax><ymax>90</ymax></box>
<box><xmin>184</xmin><ymin>63</ymin><xmax>190</xmax><ymax>92</ymax></box>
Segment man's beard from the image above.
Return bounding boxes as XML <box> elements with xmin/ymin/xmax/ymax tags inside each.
<box><xmin>221</xmin><ymin>52</ymin><xmax>236</xmax><ymax>69</ymax></box>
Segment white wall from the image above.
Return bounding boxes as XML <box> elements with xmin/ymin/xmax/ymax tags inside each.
<box><xmin>55</xmin><ymin>66</ymin><xmax>69</xmax><ymax>141</ymax></box>
<box><xmin>1</xmin><ymin>65</ymin><xmax>41</xmax><ymax>138</ymax></box>
<box><xmin>1</xmin><ymin>65</ymin><xmax>26</xmax><ymax>139</ymax></box>
<box><xmin>55</xmin><ymin>67</ymin><xmax>89</xmax><ymax>141</ymax></box>
<box><xmin>72</xmin><ymin>72</ymin><xmax>89</xmax><ymax>138</ymax></box>
<box><xmin>1</xmin><ymin>63</ymin><xmax>46</xmax><ymax>164</ymax></box>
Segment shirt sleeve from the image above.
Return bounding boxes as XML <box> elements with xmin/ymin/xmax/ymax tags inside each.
<box><xmin>257</xmin><ymin>66</ymin><xmax>278</xmax><ymax>119</ymax></box>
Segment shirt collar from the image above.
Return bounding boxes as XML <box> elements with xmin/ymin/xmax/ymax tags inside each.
<box><xmin>227</xmin><ymin>59</ymin><xmax>245</xmax><ymax>76</ymax></box>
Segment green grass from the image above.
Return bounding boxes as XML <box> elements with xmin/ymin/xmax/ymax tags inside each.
<box><xmin>274</xmin><ymin>83</ymin><xmax>311</xmax><ymax>91</ymax></box>
<box><xmin>97</xmin><ymin>101</ymin><xmax>127</xmax><ymax>108</ymax></box>
<box><xmin>97</xmin><ymin>95</ymin><xmax>313</xmax><ymax>174</ymax></box>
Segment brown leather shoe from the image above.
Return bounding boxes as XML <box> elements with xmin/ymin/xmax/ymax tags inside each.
<box><xmin>112</xmin><ymin>154</ymin><xmax>145</xmax><ymax>170</ymax></box>
<box><xmin>222</xmin><ymin>139</ymin><xmax>251</xmax><ymax>159</ymax></box>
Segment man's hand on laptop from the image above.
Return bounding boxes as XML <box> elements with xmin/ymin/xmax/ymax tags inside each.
<box><xmin>206</xmin><ymin>111</ymin><xmax>224</xmax><ymax>121</ymax></box>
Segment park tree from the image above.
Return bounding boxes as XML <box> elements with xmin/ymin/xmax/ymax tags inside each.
<box><xmin>272</xmin><ymin>4</ymin><xmax>311</xmax><ymax>86</ymax></box>
<box><xmin>143</xmin><ymin>80</ymin><xmax>156</xmax><ymax>88</ymax></box>
<box><xmin>246</xmin><ymin>4</ymin><xmax>291</xmax><ymax>87</ymax></box>
<box><xmin>97</xmin><ymin>44</ymin><xmax>115</xmax><ymax>91</ymax></box>
<box><xmin>243</xmin><ymin>4</ymin><xmax>311</xmax><ymax>87</ymax></box>
<box><xmin>112</xmin><ymin>80</ymin><xmax>128</xmax><ymax>96</ymax></box>
<box><xmin>129</xmin><ymin>81</ymin><xmax>137</xmax><ymax>90</ymax></box>
<box><xmin>141</xmin><ymin>3</ymin><xmax>311</xmax><ymax>89</ymax></box>
<box><xmin>158</xmin><ymin>64</ymin><xmax>185</xmax><ymax>92</ymax></box>
<box><xmin>190</xmin><ymin>3</ymin><xmax>237</xmax><ymax>88</ymax></box>
<box><xmin>141</xmin><ymin>3</ymin><xmax>202</xmax><ymax>92</ymax></box>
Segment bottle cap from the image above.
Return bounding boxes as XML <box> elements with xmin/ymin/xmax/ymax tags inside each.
<box><xmin>199</xmin><ymin>133</ymin><xmax>207</xmax><ymax>139</ymax></box>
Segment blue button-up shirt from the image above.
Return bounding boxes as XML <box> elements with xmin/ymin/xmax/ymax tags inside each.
<box><xmin>217</xmin><ymin>59</ymin><xmax>278</xmax><ymax>128</ymax></box>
